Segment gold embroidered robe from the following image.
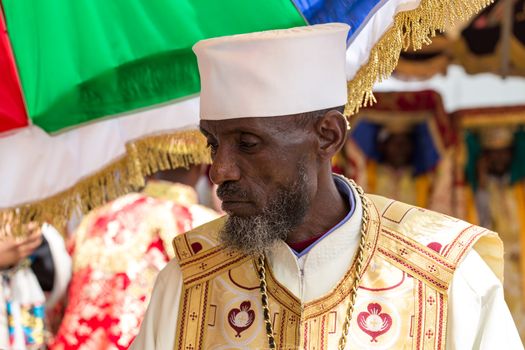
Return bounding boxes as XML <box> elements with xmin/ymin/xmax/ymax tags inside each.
<box><xmin>132</xmin><ymin>178</ymin><xmax>521</xmax><ymax>350</ymax></box>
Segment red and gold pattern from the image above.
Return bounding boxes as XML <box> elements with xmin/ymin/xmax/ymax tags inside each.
<box><xmin>49</xmin><ymin>183</ymin><xmax>217</xmax><ymax>350</ymax></box>
<box><xmin>171</xmin><ymin>178</ymin><xmax>502</xmax><ymax>350</ymax></box>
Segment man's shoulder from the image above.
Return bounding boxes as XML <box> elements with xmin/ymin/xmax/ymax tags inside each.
<box><xmin>171</xmin><ymin>215</ymin><xmax>227</xmax><ymax>261</ymax></box>
<box><xmin>366</xmin><ymin>193</ymin><xmax>504</xmax><ymax>286</ymax></box>
<box><xmin>367</xmin><ymin>192</ymin><xmax>482</xmax><ymax>238</ymax></box>
<box><xmin>170</xmin><ymin>216</ymin><xmax>252</xmax><ymax>288</ymax></box>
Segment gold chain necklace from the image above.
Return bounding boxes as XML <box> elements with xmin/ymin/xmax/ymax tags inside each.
<box><xmin>256</xmin><ymin>180</ymin><xmax>370</xmax><ymax>350</ymax></box>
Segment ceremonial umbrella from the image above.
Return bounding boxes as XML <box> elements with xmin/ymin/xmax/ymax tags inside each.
<box><xmin>0</xmin><ymin>7</ymin><xmax>26</xmax><ymax>133</ymax></box>
<box><xmin>0</xmin><ymin>0</ymin><xmax>490</xmax><ymax>233</ymax></box>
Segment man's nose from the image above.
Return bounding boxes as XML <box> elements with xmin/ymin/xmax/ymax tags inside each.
<box><xmin>209</xmin><ymin>147</ymin><xmax>241</xmax><ymax>185</ymax></box>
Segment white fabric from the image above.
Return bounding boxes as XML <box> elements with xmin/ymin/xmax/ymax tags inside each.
<box><xmin>193</xmin><ymin>23</ymin><xmax>349</xmax><ymax>120</ymax></box>
<box><xmin>131</xmin><ymin>186</ymin><xmax>523</xmax><ymax>350</ymax></box>
<box><xmin>267</xmin><ymin>183</ymin><xmax>363</xmax><ymax>301</ymax></box>
<box><xmin>0</xmin><ymin>225</ymin><xmax>69</xmax><ymax>349</ymax></box>
<box><xmin>345</xmin><ymin>0</ymin><xmax>421</xmax><ymax>80</ymax></box>
<box><xmin>42</xmin><ymin>223</ymin><xmax>72</xmax><ymax>309</ymax></box>
<box><xmin>1</xmin><ymin>263</ymin><xmax>45</xmax><ymax>350</ymax></box>
<box><xmin>375</xmin><ymin>65</ymin><xmax>525</xmax><ymax>112</ymax></box>
<box><xmin>0</xmin><ymin>97</ymin><xmax>200</xmax><ymax>208</ymax></box>
<box><xmin>447</xmin><ymin>249</ymin><xmax>522</xmax><ymax>349</ymax></box>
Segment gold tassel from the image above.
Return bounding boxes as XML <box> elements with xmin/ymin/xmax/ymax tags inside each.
<box><xmin>344</xmin><ymin>0</ymin><xmax>493</xmax><ymax>117</ymax></box>
<box><xmin>0</xmin><ymin>130</ymin><xmax>210</xmax><ymax>238</ymax></box>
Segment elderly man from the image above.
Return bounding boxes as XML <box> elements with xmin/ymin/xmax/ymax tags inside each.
<box><xmin>131</xmin><ymin>24</ymin><xmax>522</xmax><ymax>349</ymax></box>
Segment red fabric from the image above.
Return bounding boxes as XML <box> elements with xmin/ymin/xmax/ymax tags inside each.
<box><xmin>370</xmin><ymin>90</ymin><xmax>456</xmax><ymax>147</ymax></box>
<box><xmin>0</xmin><ymin>8</ymin><xmax>28</xmax><ymax>134</ymax></box>
<box><xmin>288</xmin><ymin>232</ymin><xmax>326</xmax><ymax>253</ymax></box>
<box><xmin>48</xmin><ymin>193</ymin><xmax>196</xmax><ymax>350</ymax></box>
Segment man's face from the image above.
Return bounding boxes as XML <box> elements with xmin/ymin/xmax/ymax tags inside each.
<box><xmin>483</xmin><ymin>147</ymin><xmax>513</xmax><ymax>177</ymax></box>
<box><xmin>379</xmin><ymin>132</ymin><xmax>414</xmax><ymax>169</ymax></box>
<box><xmin>200</xmin><ymin>116</ymin><xmax>317</xmax><ymax>255</ymax></box>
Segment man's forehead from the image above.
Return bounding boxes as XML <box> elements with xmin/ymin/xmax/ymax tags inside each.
<box><xmin>200</xmin><ymin>116</ymin><xmax>292</xmax><ymax>136</ymax></box>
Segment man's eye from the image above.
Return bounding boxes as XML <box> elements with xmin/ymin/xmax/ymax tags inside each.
<box><xmin>239</xmin><ymin>141</ymin><xmax>257</xmax><ymax>151</ymax></box>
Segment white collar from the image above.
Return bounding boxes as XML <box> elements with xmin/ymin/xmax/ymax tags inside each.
<box><xmin>266</xmin><ymin>176</ymin><xmax>364</xmax><ymax>302</ymax></box>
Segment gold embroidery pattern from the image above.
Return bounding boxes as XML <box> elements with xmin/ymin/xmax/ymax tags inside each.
<box><xmin>421</xmin><ymin>283</ymin><xmax>447</xmax><ymax>349</ymax></box>
<box><xmin>172</xmin><ymin>185</ymin><xmax>500</xmax><ymax>350</ymax></box>
<box><xmin>259</xmin><ymin>260</ymin><xmax>302</xmax><ymax>316</ymax></box>
<box><xmin>172</xmin><ymin>216</ymin><xmax>226</xmax><ymax>261</ymax></box>
<box><xmin>377</xmin><ymin>228</ymin><xmax>455</xmax><ymax>293</ymax></box>
<box><xmin>274</xmin><ymin>309</ymin><xmax>300</xmax><ymax>348</ymax></box>
<box><xmin>180</xmin><ymin>247</ymin><xmax>250</xmax><ymax>287</ymax></box>
<box><xmin>381</xmin><ymin>200</ymin><xmax>418</xmax><ymax>223</ymax></box>
<box><xmin>173</xmin><ymin>233</ymin><xmax>193</xmax><ymax>261</ymax></box>
<box><xmin>175</xmin><ymin>281</ymin><xmax>210</xmax><ymax>350</ymax></box>
<box><xmin>442</xmin><ymin>225</ymin><xmax>488</xmax><ymax>263</ymax></box>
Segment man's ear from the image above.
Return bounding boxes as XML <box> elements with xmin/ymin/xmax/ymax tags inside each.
<box><xmin>315</xmin><ymin>109</ymin><xmax>348</xmax><ymax>160</ymax></box>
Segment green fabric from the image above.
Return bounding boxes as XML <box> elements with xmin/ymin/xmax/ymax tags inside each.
<box><xmin>510</xmin><ymin>129</ymin><xmax>525</xmax><ymax>184</ymax></box>
<box><xmin>465</xmin><ymin>131</ymin><xmax>481</xmax><ymax>189</ymax></box>
<box><xmin>3</xmin><ymin>0</ymin><xmax>305</xmax><ymax>132</ymax></box>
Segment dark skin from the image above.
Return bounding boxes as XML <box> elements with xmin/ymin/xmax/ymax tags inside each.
<box><xmin>477</xmin><ymin>147</ymin><xmax>513</xmax><ymax>188</ymax></box>
<box><xmin>200</xmin><ymin>110</ymin><xmax>349</xmax><ymax>244</ymax></box>
<box><xmin>483</xmin><ymin>147</ymin><xmax>513</xmax><ymax>177</ymax></box>
<box><xmin>378</xmin><ymin>132</ymin><xmax>414</xmax><ymax>169</ymax></box>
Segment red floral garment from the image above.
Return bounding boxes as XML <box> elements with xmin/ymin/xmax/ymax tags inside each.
<box><xmin>49</xmin><ymin>193</ymin><xmax>198</xmax><ymax>350</ymax></box>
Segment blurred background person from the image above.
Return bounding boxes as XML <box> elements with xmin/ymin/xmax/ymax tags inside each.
<box><xmin>334</xmin><ymin>90</ymin><xmax>455</xmax><ymax>214</ymax></box>
<box><xmin>49</xmin><ymin>139</ymin><xmax>218</xmax><ymax>349</ymax></box>
<box><xmin>0</xmin><ymin>221</ymin><xmax>71</xmax><ymax>350</ymax></box>
<box><xmin>455</xmin><ymin>106</ymin><xmax>525</xmax><ymax>341</ymax></box>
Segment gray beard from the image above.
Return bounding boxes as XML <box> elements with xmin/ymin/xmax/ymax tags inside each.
<box><xmin>219</xmin><ymin>167</ymin><xmax>310</xmax><ymax>256</ymax></box>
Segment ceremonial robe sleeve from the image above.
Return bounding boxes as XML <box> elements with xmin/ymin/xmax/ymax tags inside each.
<box><xmin>447</xmin><ymin>249</ymin><xmax>523</xmax><ymax>349</ymax></box>
<box><xmin>130</xmin><ymin>259</ymin><xmax>183</xmax><ymax>350</ymax></box>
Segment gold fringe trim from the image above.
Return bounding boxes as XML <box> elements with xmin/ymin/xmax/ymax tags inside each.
<box><xmin>0</xmin><ymin>130</ymin><xmax>211</xmax><ymax>238</ymax></box>
<box><xmin>344</xmin><ymin>0</ymin><xmax>492</xmax><ymax>117</ymax></box>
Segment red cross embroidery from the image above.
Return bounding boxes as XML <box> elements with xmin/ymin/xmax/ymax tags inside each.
<box><xmin>426</xmin><ymin>329</ymin><xmax>434</xmax><ymax>339</ymax></box>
